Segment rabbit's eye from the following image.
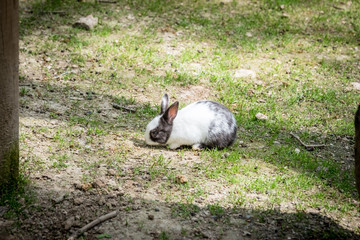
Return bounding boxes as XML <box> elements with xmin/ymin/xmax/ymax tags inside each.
<box><xmin>151</xmin><ymin>130</ymin><xmax>165</xmax><ymax>138</ymax></box>
<box><xmin>150</xmin><ymin>130</ymin><xmax>158</xmax><ymax>139</ymax></box>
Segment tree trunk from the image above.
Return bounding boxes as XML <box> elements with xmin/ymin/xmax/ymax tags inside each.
<box><xmin>355</xmin><ymin>105</ymin><xmax>360</xmax><ymax>197</ymax></box>
<box><xmin>0</xmin><ymin>0</ymin><xmax>19</xmax><ymax>194</ymax></box>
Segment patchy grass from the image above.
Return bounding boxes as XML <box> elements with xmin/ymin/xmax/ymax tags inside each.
<box><xmin>0</xmin><ymin>173</ymin><xmax>33</xmax><ymax>219</ymax></box>
<box><xmin>11</xmin><ymin>0</ymin><xmax>360</xmax><ymax>238</ymax></box>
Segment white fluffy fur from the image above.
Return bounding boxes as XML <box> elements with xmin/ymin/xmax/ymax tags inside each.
<box><xmin>145</xmin><ymin>102</ymin><xmax>231</xmax><ymax>149</ymax></box>
<box><xmin>166</xmin><ymin>102</ymin><xmax>215</xmax><ymax>149</ymax></box>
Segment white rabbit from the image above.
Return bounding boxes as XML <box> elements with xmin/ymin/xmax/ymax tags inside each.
<box><xmin>145</xmin><ymin>94</ymin><xmax>237</xmax><ymax>150</ymax></box>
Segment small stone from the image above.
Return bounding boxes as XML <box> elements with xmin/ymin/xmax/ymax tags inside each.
<box><xmin>316</xmin><ymin>166</ymin><xmax>328</xmax><ymax>173</ymax></box>
<box><xmin>18</xmin><ymin>198</ymin><xmax>25</xmax><ymax>206</ymax></box>
<box><xmin>175</xmin><ymin>175</ymin><xmax>188</xmax><ymax>184</ymax></box>
<box><xmin>255</xmin><ymin>113</ymin><xmax>268</xmax><ymax>121</ymax></box>
<box><xmin>336</xmin><ymin>55</ymin><xmax>350</xmax><ymax>61</ymax></box>
<box><xmin>99</xmin><ymin>196</ymin><xmax>106</xmax><ymax>206</ymax></box>
<box><xmin>243</xmin><ymin>231</ymin><xmax>251</xmax><ymax>236</ymax></box>
<box><xmin>192</xmin><ymin>216</ymin><xmax>200</xmax><ymax>222</ymax></box>
<box><xmin>333</xmin><ymin>1</ymin><xmax>352</xmax><ymax>10</ymax></box>
<box><xmin>94</xmin><ymin>227</ymin><xmax>104</xmax><ymax>234</ymax></box>
<box><xmin>295</xmin><ymin>148</ymin><xmax>301</xmax><ymax>154</ymax></box>
<box><xmin>350</xmin><ymin>82</ymin><xmax>360</xmax><ymax>91</ymax></box>
<box><xmin>92</xmin><ymin>178</ymin><xmax>106</xmax><ymax>188</ymax></box>
<box><xmin>64</xmin><ymin>216</ymin><xmax>75</xmax><ymax>230</ymax></box>
<box><xmin>234</xmin><ymin>69</ymin><xmax>256</xmax><ymax>79</ymax></box>
<box><xmin>74</xmin><ymin>197</ymin><xmax>83</xmax><ymax>205</ymax></box>
<box><xmin>0</xmin><ymin>220</ymin><xmax>14</xmax><ymax>228</ymax></box>
<box><xmin>117</xmin><ymin>190</ymin><xmax>125</xmax><ymax>197</ymax></box>
<box><xmin>239</xmin><ymin>141</ymin><xmax>248</xmax><ymax>147</ymax></box>
<box><xmin>107</xmin><ymin>169</ymin><xmax>116</xmax><ymax>176</ymax></box>
<box><xmin>0</xmin><ymin>206</ymin><xmax>9</xmax><ymax>217</ymax></box>
<box><xmin>81</xmin><ymin>183</ymin><xmax>92</xmax><ymax>191</ymax></box>
<box><xmin>73</xmin><ymin>15</ymin><xmax>98</xmax><ymax>30</ymax></box>
<box><xmin>74</xmin><ymin>182</ymin><xmax>83</xmax><ymax>190</ymax></box>
<box><xmin>134</xmin><ymin>176</ymin><xmax>142</xmax><ymax>182</ymax></box>
<box><xmin>132</xmin><ymin>204</ymin><xmax>140</xmax><ymax>210</ymax></box>
<box><xmin>53</xmin><ymin>194</ymin><xmax>65</xmax><ymax>204</ymax></box>
<box><xmin>306</xmin><ymin>147</ymin><xmax>314</xmax><ymax>152</ymax></box>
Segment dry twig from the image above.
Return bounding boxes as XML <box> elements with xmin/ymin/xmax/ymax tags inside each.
<box><xmin>112</xmin><ymin>103</ymin><xmax>136</xmax><ymax>112</ymax></box>
<box><xmin>290</xmin><ymin>132</ymin><xmax>326</xmax><ymax>150</ymax></box>
<box><xmin>41</xmin><ymin>11</ymin><xmax>66</xmax><ymax>16</ymax></box>
<box><xmin>98</xmin><ymin>0</ymin><xmax>117</xmax><ymax>3</ymax></box>
<box><xmin>67</xmin><ymin>210</ymin><xmax>118</xmax><ymax>240</ymax></box>
<box><xmin>54</xmin><ymin>70</ymin><xmax>76</xmax><ymax>79</ymax></box>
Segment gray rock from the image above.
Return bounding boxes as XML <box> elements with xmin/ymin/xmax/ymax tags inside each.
<box><xmin>99</xmin><ymin>196</ymin><xmax>106</xmax><ymax>206</ymax></box>
<box><xmin>255</xmin><ymin>113</ymin><xmax>268</xmax><ymax>121</ymax></box>
<box><xmin>234</xmin><ymin>69</ymin><xmax>256</xmax><ymax>79</ymax></box>
<box><xmin>64</xmin><ymin>216</ymin><xmax>75</xmax><ymax>230</ymax></box>
<box><xmin>243</xmin><ymin>231</ymin><xmax>251</xmax><ymax>236</ymax></box>
<box><xmin>73</xmin><ymin>15</ymin><xmax>98</xmax><ymax>30</ymax></box>
<box><xmin>351</xmin><ymin>82</ymin><xmax>360</xmax><ymax>91</ymax></box>
<box><xmin>92</xmin><ymin>178</ymin><xmax>106</xmax><ymax>188</ymax></box>
<box><xmin>107</xmin><ymin>169</ymin><xmax>116</xmax><ymax>176</ymax></box>
<box><xmin>73</xmin><ymin>197</ymin><xmax>83</xmax><ymax>205</ymax></box>
<box><xmin>0</xmin><ymin>206</ymin><xmax>9</xmax><ymax>217</ymax></box>
<box><xmin>0</xmin><ymin>219</ymin><xmax>13</xmax><ymax>228</ymax></box>
<box><xmin>53</xmin><ymin>194</ymin><xmax>65</xmax><ymax>204</ymax></box>
<box><xmin>222</xmin><ymin>153</ymin><xmax>230</xmax><ymax>159</ymax></box>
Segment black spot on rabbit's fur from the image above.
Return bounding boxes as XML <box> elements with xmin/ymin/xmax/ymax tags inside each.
<box><xmin>206</xmin><ymin>122</ymin><xmax>237</xmax><ymax>149</ymax></box>
<box><xmin>195</xmin><ymin>101</ymin><xmax>237</xmax><ymax>149</ymax></box>
<box><xmin>149</xmin><ymin>118</ymin><xmax>173</xmax><ymax>144</ymax></box>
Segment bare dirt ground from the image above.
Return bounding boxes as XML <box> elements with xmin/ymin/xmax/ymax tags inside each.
<box><xmin>0</xmin><ymin>70</ymin><xmax>357</xmax><ymax>240</ymax></box>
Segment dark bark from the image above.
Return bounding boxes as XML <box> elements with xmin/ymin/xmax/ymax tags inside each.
<box><xmin>355</xmin><ymin>105</ymin><xmax>360</xmax><ymax>197</ymax></box>
<box><xmin>0</xmin><ymin>0</ymin><xmax>19</xmax><ymax>194</ymax></box>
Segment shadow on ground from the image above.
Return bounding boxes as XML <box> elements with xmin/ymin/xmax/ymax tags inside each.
<box><xmin>0</xmin><ymin>76</ymin><xmax>355</xmax><ymax>239</ymax></box>
<box><xmin>2</xmin><ymin>184</ymin><xmax>360</xmax><ymax>240</ymax></box>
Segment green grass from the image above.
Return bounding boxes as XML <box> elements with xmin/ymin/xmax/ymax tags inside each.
<box><xmin>0</xmin><ymin>173</ymin><xmax>33</xmax><ymax>218</ymax></box>
<box><xmin>51</xmin><ymin>154</ymin><xmax>69</xmax><ymax>169</ymax></box>
<box><xmin>148</xmin><ymin>154</ymin><xmax>172</xmax><ymax>179</ymax></box>
<box><xmin>17</xmin><ymin>0</ymin><xmax>360</xmax><ymax>237</ymax></box>
<box><xmin>208</xmin><ymin>203</ymin><xmax>225</xmax><ymax>217</ymax></box>
<box><xmin>172</xmin><ymin>203</ymin><xmax>200</xmax><ymax>218</ymax></box>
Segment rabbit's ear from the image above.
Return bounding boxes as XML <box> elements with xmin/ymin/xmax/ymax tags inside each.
<box><xmin>163</xmin><ymin>101</ymin><xmax>179</xmax><ymax>124</ymax></box>
<box><xmin>161</xmin><ymin>93</ymin><xmax>169</xmax><ymax>114</ymax></box>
